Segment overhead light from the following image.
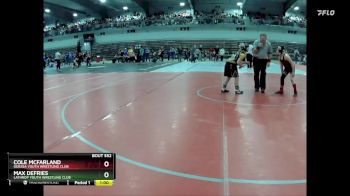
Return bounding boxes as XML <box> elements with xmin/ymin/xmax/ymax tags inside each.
<box><xmin>123</xmin><ymin>6</ymin><xmax>128</xmax><ymax>10</ymax></box>
<box><xmin>99</xmin><ymin>0</ymin><xmax>106</xmax><ymax>3</ymax></box>
<box><xmin>73</xmin><ymin>13</ymin><xmax>78</xmax><ymax>17</ymax></box>
<box><xmin>294</xmin><ymin>6</ymin><xmax>299</xmax><ymax>11</ymax></box>
<box><xmin>180</xmin><ymin>2</ymin><xmax>185</xmax><ymax>7</ymax></box>
<box><xmin>237</xmin><ymin>2</ymin><xmax>243</xmax><ymax>6</ymax></box>
<box><xmin>45</xmin><ymin>8</ymin><xmax>50</xmax><ymax>13</ymax></box>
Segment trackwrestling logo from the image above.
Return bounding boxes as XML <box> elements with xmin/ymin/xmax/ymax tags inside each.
<box><xmin>317</xmin><ymin>10</ymin><xmax>335</xmax><ymax>16</ymax></box>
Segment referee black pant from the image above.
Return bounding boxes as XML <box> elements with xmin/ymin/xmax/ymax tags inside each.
<box><xmin>253</xmin><ymin>58</ymin><xmax>268</xmax><ymax>90</ymax></box>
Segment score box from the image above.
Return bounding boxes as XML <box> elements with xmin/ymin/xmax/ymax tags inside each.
<box><xmin>7</xmin><ymin>153</ymin><xmax>116</xmax><ymax>186</ymax></box>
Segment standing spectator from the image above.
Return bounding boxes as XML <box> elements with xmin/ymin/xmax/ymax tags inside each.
<box><xmin>64</xmin><ymin>53</ymin><xmax>69</xmax><ymax>66</ymax></box>
<box><xmin>204</xmin><ymin>50</ymin><xmax>209</xmax><ymax>61</ymax></box>
<box><xmin>159</xmin><ymin>48</ymin><xmax>164</xmax><ymax>62</ymax></box>
<box><xmin>187</xmin><ymin>49</ymin><xmax>191</xmax><ymax>61</ymax></box>
<box><xmin>184</xmin><ymin>49</ymin><xmax>189</xmax><ymax>61</ymax></box>
<box><xmin>123</xmin><ymin>48</ymin><xmax>128</xmax><ymax>62</ymax></box>
<box><xmin>219</xmin><ymin>47</ymin><xmax>225</xmax><ymax>61</ymax></box>
<box><xmin>152</xmin><ymin>51</ymin><xmax>158</xmax><ymax>63</ymax></box>
<box><xmin>208</xmin><ymin>48</ymin><xmax>214</xmax><ymax>61</ymax></box>
<box><xmin>73</xmin><ymin>53</ymin><xmax>79</xmax><ymax>69</ymax></box>
<box><xmin>119</xmin><ymin>49</ymin><xmax>124</xmax><ymax>63</ymax></box>
<box><xmin>167</xmin><ymin>48</ymin><xmax>171</xmax><ymax>61</ymax></box>
<box><xmin>177</xmin><ymin>47</ymin><xmax>182</xmax><ymax>62</ymax></box>
<box><xmin>172</xmin><ymin>47</ymin><xmax>176</xmax><ymax>60</ymax></box>
<box><xmin>54</xmin><ymin>51</ymin><xmax>62</xmax><ymax>70</ymax></box>
<box><xmin>144</xmin><ymin>47</ymin><xmax>150</xmax><ymax>62</ymax></box>
<box><xmin>198</xmin><ymin>47</ymin><xmax>203</xmax><ymax>61</ymax></box>
<box><xmin>190</xmin><ymin>45</ymin><xmax>197</xmax><ymax>62</ymax></box>
<box><xmin>194</xmin><ymin>48</ymin><xmax>201</xmax><ymax>62</ymax></box>
<box><xmin>215</xmin><ymin>46</ymin><xmax>219</xmax><ymax>61</ymax></box>
<box><xmin>170</xmin><ymin>47</ymin><xmax>173</xmax><ymax>60</ymax></box>
<box><xmin>293</xmin><ymin>49</ymin><xmax>300</xmax><ymax>64</ymax></box>
<box><xmin>128</xmin><ymin>47</ymin><xmax>135</xmax><ymax>62</ymax></box>
<box><xmin>43</xmin><ymin>53</ymin><xmax>47</xmax><ymax>69</ymax></box>
<box><xmin>43</xmin><ymin>53</ymin><xmax>49</xmax><ymax>68</ymax></box>
<box><xmin>112</xmin><ymin>52</ymin><xmax>118</xmax><ymax>63</ymax></box>
<box><xmin>67</xmin><ymin>52</ymin><xmax>73</xmax><ymax>66</ymax></box>
<box><xmin>49</xmin><ymin>55</ymin><xmax>54</xmax><ymax>67</ymax></box>
<box><xmin>303</xmin><ymin>54</ymin><xmax>307</xmax><ymax>65</ymax></box>
<box><xmin>78</xmin><ymin>52</ymin><xmax>84</xmax><ymax>67</ymax></box>
<box><xmin>252</xmin><ymin>33</ymin><xmax>273</xmax><ymax>93</ymax></box>
<box><xmin>139</xmin><ymin>46</ymin><xmax>145</xmax><ymax>62</ymax></box>
<box><xmin>246</xmin><ymin>44</ymin><xmax>254</xmax><ymax>68</ymax></box>
<box><xmin>83</xmin><ymin>52</ymin><xmax>87</xmax><ymax>64</ymax></box>
<box><xmin>86</xmin><ymin>53</ymin><xmax>91</xmax><ymax>66</ymax></box>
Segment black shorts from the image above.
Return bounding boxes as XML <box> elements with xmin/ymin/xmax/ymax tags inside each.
<box><xmin>224</xmin><ymin>62</ymin><xmax>238</xmax><ymax>77</ymax></box>
<box><xmin>246</xmin><ymin>53</ymin><xmax>253</xmax><ymax>63</ymax></box>
<box><xmin>283</xmin><ymin>66</ymin><xmax>293</xmax><ymax>75</ymax></box>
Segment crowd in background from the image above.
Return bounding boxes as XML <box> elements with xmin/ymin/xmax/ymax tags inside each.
<box><xmin>45</xmin><ymin>43</ymin><xmax>306</xmax><ymax>71</ymax></box>
<box><xmin>44</xmin><ymin>10</ymin><xmax>193</xmax><ymax>37</ymax></box>
<box><xmin>110</xmin><ymin>45</ymin><xmax>238</xmax><ymax>64</ymax></box>
<box><xmin>248</xmin><ymin>12</ymin><xmax>306</xmax><ymax>28</ymax></box>
<box><xmin>43</xmin><ymin>51</ymin><xmax>94</xmax><ymax>70</ymax></box>
<box><xmin>44</xmin><ymin>45</ymin><xmax>231</xmax><ymax>70</ymax></box>
<box><xmin>44</xmin><ymin>6</ymin><xmax>306</xmax><ymax>37</ymax></box>
<box><xmin>195</xmin><ymin>6</ymin><xmax>245</xmax><ymax>25</ymax></box>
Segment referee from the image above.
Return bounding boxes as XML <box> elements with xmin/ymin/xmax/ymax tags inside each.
<box><xmin>253</xmin><ymin>33</ymin><xmax>272</xmax><ymax>93</ymax></box>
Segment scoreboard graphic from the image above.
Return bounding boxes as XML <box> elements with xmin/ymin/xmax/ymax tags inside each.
<box><xmin>7</xmin><ymin>153</ymin><xmax>116</xmax><ymax>186</ymax></box>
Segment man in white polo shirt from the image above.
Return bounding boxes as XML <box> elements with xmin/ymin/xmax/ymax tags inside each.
<box><xmin>253</xmin><ymin>33</ymin><xmax>273</xmax><ymax>93</ymax></box>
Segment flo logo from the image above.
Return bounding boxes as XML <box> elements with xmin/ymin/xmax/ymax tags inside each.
<box><xmin>317</xmin><ymin>10</ymin><xmax>335</xmax><ymax>16</ymax></box>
